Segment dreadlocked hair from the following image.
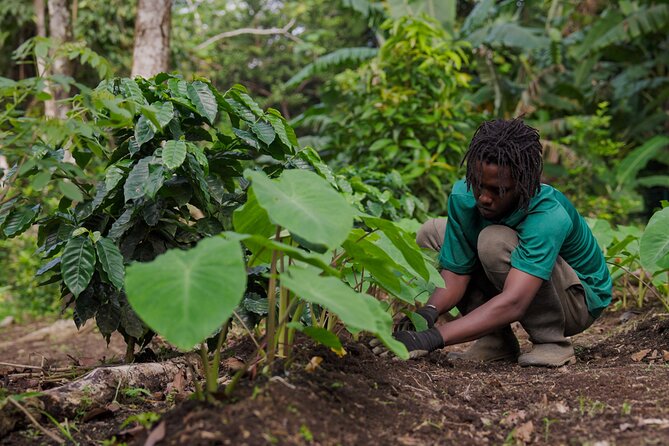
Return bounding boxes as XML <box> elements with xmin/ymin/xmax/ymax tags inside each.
<box><xmin>462</xmin><ymin>118</ymin><xmax>543</xmax><ymax>210</ymax></box>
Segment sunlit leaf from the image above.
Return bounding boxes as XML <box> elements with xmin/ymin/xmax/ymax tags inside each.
<box><xmin>126</xmin><ymin>237</ymin><xmax>246</xmax><ymax>350</ymax></box>
<box><xmin>61</xmin><ymin>236</ymin><xmax>96</xmax><ymax>297</ymax></box>
<box><xmin>188</xmin><ymin>81</ymin><xmax>217</xmax><ymax>124</ymax></box>
<box><xmin>96</xmin><ymin>237</ymin><xmax>125</xmax><ymax>290</ymax></box>
<box><xmin>246</xmin><ymin>169</ymin><xmax>354</xmax><ymax>249</ymax></box>
<box><xmin>281</xmin><ymin>267</ymin><xmax>408</xmax><ymax>359</ymax></box>
<box><xmin>162</xmin><ymin>140</ymin><xmax>187</xmax><ymax>170</ymax></box>
<box><xmin>640</xmin><ymin>207</ymin><xmax>669</xmax><ymax>275</ymax></box>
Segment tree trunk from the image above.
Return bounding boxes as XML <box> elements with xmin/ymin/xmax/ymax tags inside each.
<box><xmin>0</xmin><ymin>357</ymin><xmax>194</xmax><ymax>437</ymax></box>
<box><xmin>131</xmin><ymin>0</ymin><xmax>171</xmax><ymax>77</ymax></box>
<box><xmin>46</xmin><ymin>0</ymin><xmax>73</xmax><ymax>120</ymax></box>
<box><xmin>34</xmin><ymin>0</ymin><xmax>56</xmax><ymax>117</ymax></box>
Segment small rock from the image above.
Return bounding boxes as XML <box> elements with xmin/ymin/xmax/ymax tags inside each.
<box><xmin>0</xmin><ymin>316</ymin><xmax>14</xmax><ymax>328</ymax></box>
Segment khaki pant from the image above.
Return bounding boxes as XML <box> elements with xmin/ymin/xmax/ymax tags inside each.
<box><xmin>416</xmin><ymin>219</ymin><xmax>595</xmax><ymax>344</ymax></box>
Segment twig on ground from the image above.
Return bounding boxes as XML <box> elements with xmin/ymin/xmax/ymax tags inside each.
<box><xmin>0</xmin><ymin>362</ymin><xmax>44</xmax><ymax>370</ymax></box>
<box><xmin>7</xmin><ymin>398</ymin><xmax>65</xmax><ymax>444</ymax></box>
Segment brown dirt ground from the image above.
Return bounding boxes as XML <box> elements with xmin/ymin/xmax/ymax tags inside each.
<box><xmin>1</xmin><ymin>307</ymin><xmax>668</xmax><ymax>446</ymax></box>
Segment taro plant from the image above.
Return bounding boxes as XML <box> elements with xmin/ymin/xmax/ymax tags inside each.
<box><xmin>588</xmin><ymin>203</ymin><xmax>669</xmax><ymax>311</ymax></box>
<box><xmin>124</xmin><ymin>166</ymin><xmax>444</xmax><ymax>399</ymax></box>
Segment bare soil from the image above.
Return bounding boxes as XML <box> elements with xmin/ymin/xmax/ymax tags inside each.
<box><xmin>1</xmin><ymin>307</ymin><xmax>668</xmax><ymax>446</ymax></box>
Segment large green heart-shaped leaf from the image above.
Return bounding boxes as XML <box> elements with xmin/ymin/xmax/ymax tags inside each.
<box><xmin>61</xmin><ymin>236</ymin><xmax>96</xmax><ymax>297</ymax></box>
<box><xmin>246</xmin><ymin>169</ymin><xmax>354</xmax><ymax>249</ymax></box>
<box><xmin>640</xmin><ymin>207</ymin><xmax>669</xmax><ymax>275</ymax></box>
<box><xmin>96</xmin><ymin>237</ymin><xmax>125</xmax><ymax>290</ymax></box>
<box><xmin>280</xmin><ymin>267</ymin><xmax>408</xmax><ymax>359</ymax></box>
<box><xmin>125</xmin><ymin>237</ymin><xmax>247</xmax><ymax>350</ymax></box>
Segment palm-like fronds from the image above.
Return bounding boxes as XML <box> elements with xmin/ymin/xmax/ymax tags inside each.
<box><xmin>285</xmin><ymin>47</ymin><xmax>378</xmax><ymax>88</ymax></box>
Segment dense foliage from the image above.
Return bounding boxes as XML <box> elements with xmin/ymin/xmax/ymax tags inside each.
<box><xmin>0</xmin><ymin>1</ymin><xmax>667</xmax><ymax>374</ymax></box>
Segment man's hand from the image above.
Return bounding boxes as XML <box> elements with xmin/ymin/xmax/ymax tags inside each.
<box><xmin>394</xmin><ymin>305</ymin><xmax>439</xmax><ymax>332</ymax></box>
<box><xmin>370</xmin><ymin>328</ymin><xmax>445</xmax><ymax>359</ymax></box>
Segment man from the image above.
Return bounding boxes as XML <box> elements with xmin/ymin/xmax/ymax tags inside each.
<box><xmin>381</xmin><ymin>118</ymin><xmax>612</xmax><ymax>367</ymax></box>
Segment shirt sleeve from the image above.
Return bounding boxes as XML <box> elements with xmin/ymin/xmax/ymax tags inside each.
<box><xmin>438</xmin><ymin>194</ymin><xmax>478</xmax><ymax>274</ymax></box>
<box><xmin>511</xmin><ymin>206</ymin><xmax>572</xmax><ymax>280</ymax></box>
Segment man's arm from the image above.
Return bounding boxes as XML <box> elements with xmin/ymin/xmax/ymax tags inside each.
<box><xmin>436</xmin><ymin>268</ymin><xmax>543</xmax><ymax>345</ymax></box>
<box><xmin>426</xmin><ymin>269</ymin><xmax>471</xmax><ymax>314</ymax></box>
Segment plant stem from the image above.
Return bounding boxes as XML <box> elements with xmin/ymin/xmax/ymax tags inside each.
<box><xmin>8</xmin><ymin>398</ymin><xmax>65</xmax><ymax>444</ymax></box>
<box><xmin>124</xmin><ymin>338</ymin><xmax>135</xmax><ymax>363</ymax></box>
<box><xmin>210</xmin><ymin>320</ymin><xmax>230</xmax><ymax>395</ymax></box>
<box><xmin>266</xmin><ymin>225</ymin><xmax>282</xmax><ymax>365</ymax></box>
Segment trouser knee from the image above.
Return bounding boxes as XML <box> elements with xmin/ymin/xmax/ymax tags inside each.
<box><xmin>416</xmin><ymin>218</ymin><xmax>447</xmax><ymax>252</ymax></box>
<box><xmin>477</xmin><ymin>225</ymin><xmax>518</xmax><ymax>288</ymax></box>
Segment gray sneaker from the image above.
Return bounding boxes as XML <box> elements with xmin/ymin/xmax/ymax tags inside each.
<box><xmin>447</xmin><ymin>329</ymin><xmax>520</xmax><ymax>363</ymax></box>
<box><xmin>518</xmin><ymin>342</ymin><xmax>576</xmax><ymax>367</ymax></box>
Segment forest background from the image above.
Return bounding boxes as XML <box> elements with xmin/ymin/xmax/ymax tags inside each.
<box><xmin>0</xmin><ymin>0</ymin><xmax>668</xmax><ymax>335</ymax></box>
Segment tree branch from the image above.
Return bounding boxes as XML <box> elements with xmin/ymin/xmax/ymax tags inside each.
<box><xmin>195</xmin><ymin>18</ymin><xmax>299</xmax><ymax>50</ymax></box>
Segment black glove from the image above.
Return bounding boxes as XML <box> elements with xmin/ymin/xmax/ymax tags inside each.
<box><xmin>370</xmin><ymin>327</ymin><xmax>444</xmax><ymax>359</ymax></box>
<box><xmin>394</xmin><ymin>305</ymin><xmax>439</xmax><ymax>332</ymax></box>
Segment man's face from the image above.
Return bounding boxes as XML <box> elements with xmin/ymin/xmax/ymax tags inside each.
<box><xmin>472</xmin><ymin>162</ymin><xmax>520</xmax><ymax>221</ymax></box>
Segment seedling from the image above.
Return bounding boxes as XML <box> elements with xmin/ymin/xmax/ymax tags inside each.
<box><xmin>122</xmin><ymin>387</ymin><xmax>152</xmax><ymax>400</ymax></box>
<box><xmin>542</xmin><ymin>417</ymin><xmax>558</xmax><ymax>443</ymax></box>
<box><xmin>121</xmin><ymin>411</ymin><xmax>161</xmax><ymax>430</ymax></box>
<box><xmin>621</xmin><ymin>402</ymin><xmax>632</xmax><ymax>415</ymax></box>
<box><xmin>299</xmin><ymin>424</ymin><xmax>314</xmax><ymax>442</ymax></box>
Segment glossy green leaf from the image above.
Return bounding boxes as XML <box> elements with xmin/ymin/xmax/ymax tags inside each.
<box><xmin>61</xmin><ymin>236</ymin><xmax>96</xmax><ymax>297</ymax></box>
<box><xmin>135</xmin><ymin>115</ymin><xmax>156</xmax><ymax>146</ymax></box>
<box><xmin>125</xmin><ymin>237</ymin><xmax>247</xmax><ymax>350</ymax></box>
<box><xmin>187</xmin><ymin>81</ymin><xmax>217</xmax><ymax>124</ymax></box>
<box><xmin>121</xmin><ymin>78</ymin><xmax>148</xmax><ymax>104</ymax></box>
<box><xmin>224</xmin><ymin>232</ymin><xmax>337</xmax><ymax>275</ymax></box>
<box><xmin>640</xmin><ymin>207</ymin><xmax>669</xmax><ymax>274</ymax></box>
<box><xmin>108</xmin><ymin>208</ymin><xmax>135</xmax><ymax>241</ymax></box>
<box><xmin>246</xmin><ymin>169</ymin><xmax>354</xmax><ymax>249</ymax></box>
<box><xmin>105</xmin><ymin>162</ymin><xmax>128</xmax><ymax>192</ymax></box>
<box><xmin>58</xmin><ymin>180</ymin><xmax>84</xmax><ymax>202</ymax></box>
<box><xmin>586</xmin><ymin>218</ymin><xmax>614</xmax><ymax>251</ymax></box>
<box><xmin>232</xmin><ymin>188</ymin><xmax>274</xmax><ymax>261</ymax></box>
<box><xmin>31</xmin><ymin>171</ymin><xmax>51</xmax><ymax>189</ymax></box>
<box><xmin>281</xmin><ymin>267</ymin><xmax>407</xmax><ymax>359</ymax></box>
<box><xmin>2</xmin><ymin>204</ymin><xmax>40</xmax><ymax>237</ymax></box>
<box><xmin>251</xmin><ymin>121</ymin><xmax>276</xmax><ymax>146</ymax></box>
<box><xmin>124</xmin><ymin>158</ymin><xmax>150</xmax><ymax>202</ymax></box>
<box><xmin>96</xmin><ymin>237</ymin><xmax>125</xmax><ymax>290</ymax></box>
<box><xmin>342</xmin><ymin>229</ymin><xmax>403</xmax><ymax>294</ymax></box>
<box><xmin>0</xmin><ymin>197</ymin><xmax>19</xmax><ymax>230</ymax></box>
<box><xmin>143</xmin><ymin>101</ymin><xmax>174</xmax><ymax>130</ymax></box>
<box><xmin>162</xmin><ymin>140</ymin><xmax>187</xmax><ymax>170</ymax></box>
<box><xmin>615</xmin><ymin>136</ymin><xmax>669</xmax><ymax>188</ymax></box>
<box><xmin>287</xmin><ymin>323</ymin><xmax>344</xmax><ymax>352</ymax></box>
<box><xmin>362</xmin><ymin>216</ymin><xmax>430</xmax><ymax>281</ymax></box>
<box><xmin>265</xmin><ymin>110</ymin><xmax>294</xmax><ymax>150</ymax></box>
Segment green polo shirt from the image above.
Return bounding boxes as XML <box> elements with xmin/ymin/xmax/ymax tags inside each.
<box><xmin>439</xmin><ymin>180</ymin><xmax>612</xmax><ymax>318</ymax></box>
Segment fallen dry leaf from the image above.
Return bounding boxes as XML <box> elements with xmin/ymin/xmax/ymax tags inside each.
<box><xmin>554</xmin><ymin>401</ymin><xmax>569</xmax><ymax>414</ymax></box>
<box><xmin>144</xmin><ymin>420</ymin><xmax>166</xmax><ymax>446</ymax></box>
<box><xmin>515</xmin><ymin>421</ymin><xmax>534</xmax><ymax>443</ymax></box>
<box><xmin>631</xmin><ymin>349</ymin><xmax>651</xmax><ymax>362</ymax></box>
<box><xmin>501</xmin><ymin>409</ymin><xmax>526</xmax><ymax>426</ymax></box>
<box><xmin>305</xmin><ymin>356</ymin><xmax>323</xmax><ymax>373</ymax></box>
<box><xmin>637</xmin><ymin>418</ymin><xmax>669</xmax><ymax>428</ymax></box>
<box><xmin>663</xmin><ymin>350</ymin><xmax>669</xmax><ymax>361</ymax></box>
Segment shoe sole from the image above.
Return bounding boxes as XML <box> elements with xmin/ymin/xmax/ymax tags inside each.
<box><xmin>518</xmin><ymin>355</ymin><xmax>576</xmax><ymax>367</ymax></box>
<box><xmin>447</xmin><ymin>351</ymin><xmax>519</xmax><ymax>363</ymax></box>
